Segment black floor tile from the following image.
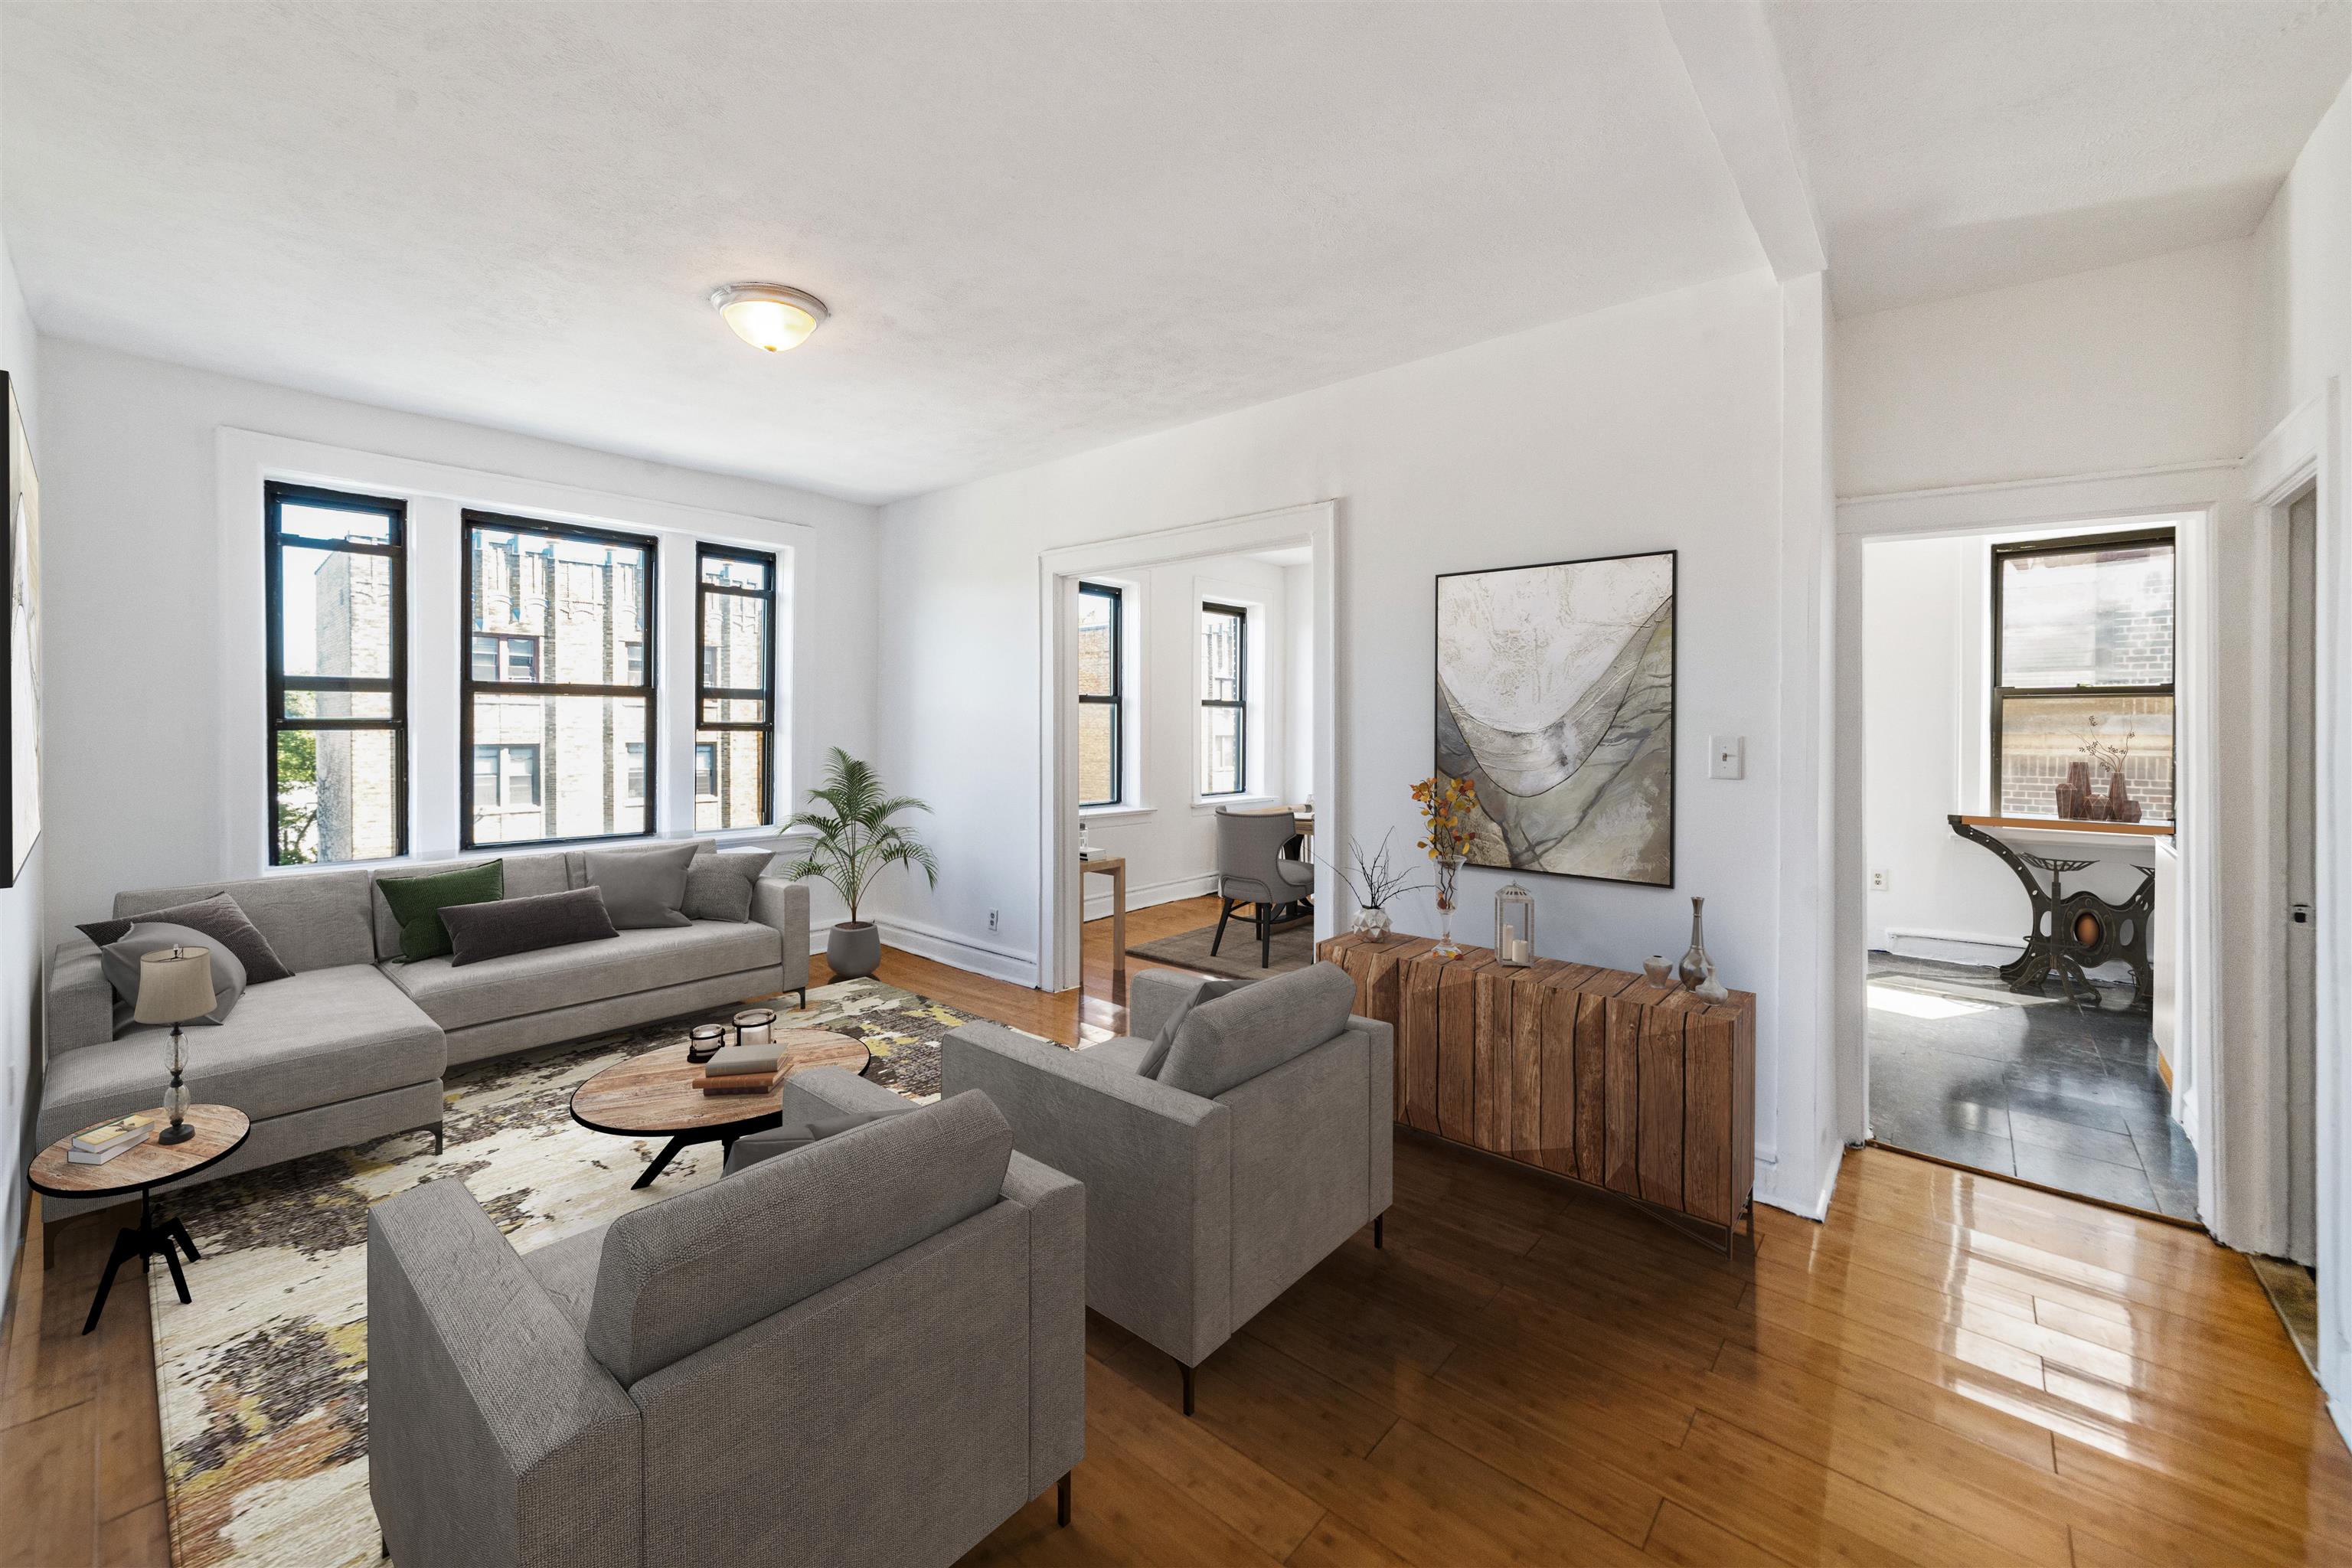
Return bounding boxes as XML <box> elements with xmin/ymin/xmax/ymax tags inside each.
<box><xmin>2013</xmin><ymin>1142</ymin><xmax>2160</xmax><ymax>1210</ymax></box>
<box><xmin>1870</xmin><ymin>953</ymin><xmax>2195</xmax><ymax>1214</ymax></box>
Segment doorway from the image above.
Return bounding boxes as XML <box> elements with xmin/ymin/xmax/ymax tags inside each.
<box><xmin>1034</xmin><ymin>502</ymin><xmax>1338</xmax><ymax>1004</ymax></box>
<box><xmin>1857</xmin><ymin>521</ymin><xmax>2200</xmax><ymax>1220</ymax></box>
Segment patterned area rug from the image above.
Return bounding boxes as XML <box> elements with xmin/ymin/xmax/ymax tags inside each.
<box><xmin>146</xmin><ymin>977</ymin><xmax>1015</xmax><ymax>1568</ymax></box>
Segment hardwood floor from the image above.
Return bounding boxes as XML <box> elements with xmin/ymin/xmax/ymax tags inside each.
<box><xmin>4</xmin><ymin>900</ymin><xmax>2344</xmax><ymax>1566</ymax></box>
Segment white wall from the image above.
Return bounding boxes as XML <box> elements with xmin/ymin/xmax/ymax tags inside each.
<box><xmin>1836</xmin><ymin>239</ymin><xmax>2251</xmax><ymax>498</ymax></box>
<box><xmin>877</xmin><ymin>267</ymin><xmax>1833</xmax><ymax>1214</ymax></box>
<box><xmin>1285</xmin><ymin>562</ymin><xmax>1315</xmax><ymax>802</ymax></box>
<box><xmin>0</xmin><ymin>236</ymin><xmax>44</xmax><ymax>1314</ymax></box>
<box><xmin>2246</xmin><ymin>87</ymin><xmax>2350</xmax><ymax>447</ymax></box>
<box><xmin>37</xmin><ymin>340</ymin><xmax>880</xmax><ymax>945</ymax></box>
<box><xmin>1079</xmin><ymin>549</ymin><xmax>1295</xmax><ymax>919</ymax></box>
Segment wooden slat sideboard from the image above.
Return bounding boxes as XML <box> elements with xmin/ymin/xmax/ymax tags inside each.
<box><xmin>1318</xmin><ymin>932</ymin><xmax>1756</xmax><ymax>1246</ymax></box>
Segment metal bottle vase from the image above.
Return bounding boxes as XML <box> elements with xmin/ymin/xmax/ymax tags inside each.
<box><xmin>1677</xmin><ymin>896</ymin><xmax>1713</xmax><ymax>988</ymax></box>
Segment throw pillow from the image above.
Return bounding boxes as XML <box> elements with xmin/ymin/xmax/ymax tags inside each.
<box><xmin>439</xmin><ymin>887</ymin><xmax>619</xmax><ymax>968</ymax></box>
<box><xmin>80</xmin><ymin>891</ymin><xmax>293</xmax><ymax>984</ymax></box>
<box><xmin>583</xmin><ymin>842</ymin><xmax>697</xmax><ymax>929</ymax></box>
<box><xmin>681</xmin><ymin>849</ymin><xmax>776</xmax><ymax>923</ymax></box>
<box><xmin>98</xmin><ymin>923</ymin><xmax>248</xmax><ymax>1031</ymax></box>
<box><xmin>377</xmin><ymin>860</ymin><xmax>505</xmax><ymax>963</ymax></box>
<box><xmin>1135</xmin><ymin>976</ymin><xmax>1249</xmax><ymax>1079</ymax></box>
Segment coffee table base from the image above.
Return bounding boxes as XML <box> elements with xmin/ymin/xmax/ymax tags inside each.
<box><xmin>84</xmin><ymin>1189</ymin><xmax>200</xmax><ymax>1335</ymax></box>
<box><xmin>631</xmin><ymin>1125</ymin><xmax>767</xmax><ymax>1189</ymax></box>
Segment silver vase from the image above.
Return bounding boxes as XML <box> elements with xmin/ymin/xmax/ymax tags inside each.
<box><xmin>1677</xmin><ymin>897</ymin><xmax>1713</xmax><ymax>989</ymax></box>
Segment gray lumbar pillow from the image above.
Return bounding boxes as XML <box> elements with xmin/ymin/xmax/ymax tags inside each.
<box><xmin>1135</xmin><ymin>976</ymin><xmax>1249</xmax><ymax>1079</ymax></box>
<box><xmin>682</xmin><ymin>849</ymin><xmax>776</xmax><ymax>923</ymax></box>
<box><xmin>582</xmin><ymin>842</ymin><xmax>698</xmax><ymax>929</ymax></box>
<box><xmin>439</xmin><ymin>887</ymin><xmax>619</xmax><ymax>967</ymax></box>
<box><xmin>99</xmin><ymin>923</ymin><xmax>248</xmax><ymax>1033</ymax></box>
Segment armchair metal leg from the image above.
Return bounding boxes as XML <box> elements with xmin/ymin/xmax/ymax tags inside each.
<box><xmin>1057</xmin><ymin>1472</ymin><xmax>1072</xmax><ymax>1527</ymax></box>
<box><xmin>1259</xmin><ymin>903</ymin><xmax>1272</xmax><ymax>968</ymax></box>
<box><xmin>1210</xmin><ymin>898</ymin><xmax>1233</xmax><ymax>956</ymax></box>
<box><xmin>1374</xmin><ymin>1211</ymin><xmax>1384</xmax><ymax>1250</ymax></box>
<box><xmin>1178</xmin><ymin>1357</ymin><xmax>1196</xmax><ymax>1416</ymax></box>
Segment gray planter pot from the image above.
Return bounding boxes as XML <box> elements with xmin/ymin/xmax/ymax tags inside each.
<box><xmin>827</xmin><ymin>920</ymin><xmax>883</xmax><ymax>979</ymax></box>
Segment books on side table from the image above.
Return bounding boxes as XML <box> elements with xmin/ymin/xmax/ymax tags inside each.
<box><xmin>697</xmin><ymin>1042</ymin><xmax>783</xmax><ymax>1096</ymax></box>
<box><xmin>70</xmin><ymin>1114</ymin><xmax>157</xmax><ymax>1165</ymax></box>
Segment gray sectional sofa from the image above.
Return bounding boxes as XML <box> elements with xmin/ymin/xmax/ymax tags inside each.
<box><xmin>39</xmin><ymin>841</ymin><xmax>809</xmax><ymax>1224</ymax></box>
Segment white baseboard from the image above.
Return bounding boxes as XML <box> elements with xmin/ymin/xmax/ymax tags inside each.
<box><xmin>1755</xmin><ymin>1142</ymin><xmax>1841</xmax><ymax>1223</ymax></box>
<box><xmin>1883</xmin><ymin>927</ymin><xmax>2024</xmax><ymax>967</ymax></box>
<box><xmin>869</xmin><ymin>914</ymin><xmax>1040</xmax><ymax>989</ymax></box>
<box><xmin>1083</xmin><ymin>871</ymin><xmax>1217</xmax><ymax>924</ymax></box>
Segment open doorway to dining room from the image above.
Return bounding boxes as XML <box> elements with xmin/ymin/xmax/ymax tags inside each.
<box><xmin>1035</xmin><ymin>503</ymin><xmax>1339</xmax><ymax>1027</ymax></box>
<box><xmin>1857</xmin><ymin>518</ymin><xmax>2200</xmax><ymax>1220</ymax></box>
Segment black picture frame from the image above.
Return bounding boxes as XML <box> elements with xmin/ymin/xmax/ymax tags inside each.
<box><xmin>1433</xmin><ymin>547</ymin><xmax>1677</xmax><ymax>888</ymax></box>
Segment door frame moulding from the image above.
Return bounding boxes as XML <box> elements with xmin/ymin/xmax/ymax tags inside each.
<box><xmin>1828</xmin><ymin>459</ymin><xmax>2233</xmax><ymax>1227</ymax></box>
<box><xmin>1034</xmin><ymin>501</ymin><xmax>1338</xmax><ymax>995</ymax></box>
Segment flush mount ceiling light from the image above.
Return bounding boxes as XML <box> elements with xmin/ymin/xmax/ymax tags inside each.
<box><xmin>709</xmin><ymin>283</ymin><xmax>829</xmax><ymax>353</ymax></box>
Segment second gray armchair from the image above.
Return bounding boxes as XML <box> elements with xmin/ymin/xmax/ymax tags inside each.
<box><xmin>942</xmin><ymin>962</ymin><xmax>1392</xmax><ymax>1415</ymax></box>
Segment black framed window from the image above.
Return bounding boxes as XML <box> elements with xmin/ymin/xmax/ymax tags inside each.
<box><xmin>462</xmin><ymin>511</ymin><xmax>655</xmax><ymax>847</ymax></box>
<box><xmin>1077</xmin><ymin>583</ymin><xmax>1123</xmax><ymax>808</ymax></box>
<box><xmin>1200</xmin><ymin>601</ymin><xmax>1247</xmax><ymax>797</ymax></box>
<box><xmin>696</xmin><ymin>545</ymin><xmax>776</xmax><ymax>829</ymax></box>
<box><xmin>266</xmin><ymin>482</ymin><xmax>407</xmax><ymax>864</ymax></box>
<box><xmin>1991</xmin><ymin>529</ymin><xmax>2175</xmax><ymax>823</ymax></box>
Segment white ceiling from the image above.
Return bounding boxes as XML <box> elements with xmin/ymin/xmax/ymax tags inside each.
<box><xmin>0</xmin><ymin>2</ymin><xmax>1765</xmax><ymax>503</ymax></box>
<box><xmin>1768</xmin><ymin>0</ymin><xmax>2352</xmax><ymax>317</ymax></box>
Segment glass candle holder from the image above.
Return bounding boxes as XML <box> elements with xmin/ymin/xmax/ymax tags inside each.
<box><xmin>687</xmin><ymin>1024</ymin><xmax>729</xmax><ymax>1063</ymax></box>
<box><xmin>734</xmin><ymin>1008</ymin><xmax>777</xmax><ymax>1047</ymax></box>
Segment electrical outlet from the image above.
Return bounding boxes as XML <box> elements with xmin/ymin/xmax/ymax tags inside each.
<box><xmin>987</xmin><ymin>909</ymin><xmax>1001</xmax><ymax>933</ymax></box>
<box><xmin>1870</xmin><ymin>868</ymin><xmax>1890</xmax><ymax>893</ymax></box>
<box><xmin>1707</xmin><ymin>734</ymin><xmax>1745</xmax><ymax>780</ymax></box>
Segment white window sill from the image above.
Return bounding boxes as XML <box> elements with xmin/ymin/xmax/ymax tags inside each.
<box><xmin>1191</xmin><ymin>794</ymin><xmax>1280</xmax><ymax>815</ymax></box>
<box><xmin>1080</xmin><ymin>803</ymin><xmax>1157</xmax><ymax>822</ymax></box>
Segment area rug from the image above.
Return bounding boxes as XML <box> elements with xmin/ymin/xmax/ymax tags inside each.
<box><xmin>1126</xmin><ymin>914</ymin><xmax>1316</xmax><ymax>978</ymax></box>
<box><xmin>145</xmin><ymin>977</ymin><xmax>1032</xmax><ymax>1568</ymax></box>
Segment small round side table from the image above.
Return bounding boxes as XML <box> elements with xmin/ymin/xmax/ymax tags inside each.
<box><xmin>28</xmin><ymin>1104</ymin><xmax>250</xmax><ymax>1335</ymax></box>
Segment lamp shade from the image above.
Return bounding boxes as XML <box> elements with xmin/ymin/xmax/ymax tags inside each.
<box><xmin>135</xmin><ymin>945</ymin><xmax>217</xmax><ymax>1024</ymax></box>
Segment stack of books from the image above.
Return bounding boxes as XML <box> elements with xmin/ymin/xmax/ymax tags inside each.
<box><xmin>694</xmin><ymin>1042</ymin><xmax>783</xmax><ymax>1096</ymax></box>
<box><xmin>69</xmin><ymin>1115</ymin><xmax>156</xmax><ymax>1165</ymax></box>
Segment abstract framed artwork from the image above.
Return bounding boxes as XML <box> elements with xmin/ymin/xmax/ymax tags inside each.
<box><xmin>1435</xmin><ymin>549</ymin><xmax>1674</xmax><ymax>887</ymax></box>
<box><xmin>3</xmin><ymin>372</ymin><xmax>39</xmax><ymax>886</ymax></box>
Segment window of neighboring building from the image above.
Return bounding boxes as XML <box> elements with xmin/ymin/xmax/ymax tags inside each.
<box><xmin>1078</xmin><ymin>583</ymin><xmax>1124</xmax><ymax>808</ymax></box>
<box><xmin>266</xmin><ymin>482</ymin><xmax>407</xmax><ymax>865</ymax></box>
<box><xmin>1991</xmin><ymin>529</ymin><xmax>2176</xmax><ymax>823</ymax></box>
<box><xmin>1200</xmin><ymin>602</ymin><xmax>1248</xmax><ymax>798</ymax></box>
<box><xmin>462</xmin><ymin>511</ymin><xmax>656</xmax><ymax>847</ymax></box>
<box><xmin>624</xmin><ymin>640</ymin><xmax>644</xmax><ymax>684</ymax></box>
<box><xmin>694</xmin><ymin>545</ymin><xmax>776</xmax><ymax>828</ymax></box>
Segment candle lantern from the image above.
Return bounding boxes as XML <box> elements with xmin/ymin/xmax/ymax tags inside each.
<box><xmin>733</xmin><ymin>1008</ymin><xmax>778</xmax><ymax>1047</ymax></box>
<box><xmin>1494</xmin><ymin>882</ymin><xmax>1535</xmax><ymax>967</ymax></box>
<box><xmin>687</xmin><ymin>1023</ymin><xmax>730</xmax><ymax>1063</ymax></box>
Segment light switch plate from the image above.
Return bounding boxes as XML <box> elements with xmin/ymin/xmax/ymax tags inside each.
<box><xmin>1708</xmin><ymin>734</ymin><xmax>1745</xmax><ymax>780</ymax></box>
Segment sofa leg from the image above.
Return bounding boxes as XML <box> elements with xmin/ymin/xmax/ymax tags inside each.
<box><xmin>433</xmin><ymin>1122</ymin><xmax>445</xmax><ymax>1155</ymax></box>
<box><xmin>1374</xmin><ymin>1212</ymin><xmax>1384</xmax><ymax>1250</ymax></box>
<box><xmin>1178</xmin><ymin>1357</ymin><xmax>1195</xmax><ymax>1417</ymax></box>
<box><xmin>1210</xmin><ymin>898</ymin><xmax>1232</xmax><ymax>956</ymax></box>
<box><xmin>1259</xmin><ymin>903</ymin><xmax>1272</xmax><ymax>968</ymax></box>
<box><xmin>796</xmin><ymin>986</ymin><xmax>808</xmax><ymax>1011</ymax></box>
<box><xmin>379</xmin><ymin>1534</ymin><xmax>388</xmax><ymax>1560</ymax></box>
<box><xmin>1057</xmin><ymin>1471</ymin><xmax>1072</xmax><ymax>1527</ymax></box>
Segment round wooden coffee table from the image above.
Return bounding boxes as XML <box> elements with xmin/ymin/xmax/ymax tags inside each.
<box><xmin>570</xmin><ymin>1028</ymin><xmax>873</xmax><ymax>1188</ymax></box>
<box><xmin>28</xmin><ymin>1103</ymin><xmax>250</xmax><ymax>1334</ymax></box>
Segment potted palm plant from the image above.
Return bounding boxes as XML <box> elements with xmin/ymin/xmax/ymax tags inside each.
<box><xmin>779</xmin><ymin>747</ymin><xmax>938</xmax><ymax>980</ymax></box>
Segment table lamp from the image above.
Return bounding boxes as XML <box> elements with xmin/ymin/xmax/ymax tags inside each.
<box><xmin>137</xmin><ymin>946</ymin><xmax>216</xmax><ymax>1145</ymax></box>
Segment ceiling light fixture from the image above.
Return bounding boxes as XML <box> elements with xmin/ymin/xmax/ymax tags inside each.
<box><xmin>709</xmin><ymin>283</ymin><xmax>829</xmax><ymax>353</ymax></box>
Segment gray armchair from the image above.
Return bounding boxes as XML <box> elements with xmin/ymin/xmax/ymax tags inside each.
<box><xmin>1214</xmin><ymin>808</ymin><xmax>1315</xmax><ymax>968</ymax></box>
<box><xmin>941</xmin><ymin>963</ymin><xmax>1391</xmax><ymax>1415</ymax></box>
<box><xmin>366</xmin><ymin>1084</ymin><xmax>1084</xmax><ymax>1568</ymax></box>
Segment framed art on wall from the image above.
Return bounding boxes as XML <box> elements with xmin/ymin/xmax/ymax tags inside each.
<box><xmin>1435</xmin><ymin>548</ymin><xmax>1674</xmax><ymax>887</ymax></box>
<box><xmin>3</xmin><ymin>372</ymin><xmax>39</xmax><ymax>886</ymax></box>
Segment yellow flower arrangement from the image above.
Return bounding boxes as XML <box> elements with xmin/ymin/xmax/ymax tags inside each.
<box><xmin>1410</xmin><ymin>773</ymin><xmax>1479</xmax><ymax>862</ymax></box>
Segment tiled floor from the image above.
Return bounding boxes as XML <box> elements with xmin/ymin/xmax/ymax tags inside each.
<box><xmin>1864</xmin><ymin>953</ymin><xmax>2199</xmax><ymax>1221</ymax></box>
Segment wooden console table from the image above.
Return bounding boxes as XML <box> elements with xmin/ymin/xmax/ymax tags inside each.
<box><xmin>1317</xmin><ymin>933</ymin><xmax>1755</xmax><ymax>1250</ymax></box>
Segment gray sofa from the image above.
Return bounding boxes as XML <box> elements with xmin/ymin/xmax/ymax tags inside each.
<box><xmin>940</xmin><ymin>962</ymin><xmax>1390</xmax><ymax>1414</ymax></box>
<box><xmin>366</xmin><ymin>1083</ymin><xmax>1084</xmax><ymax>1568</ymax></box>
<box><xmin>38</xmin><ymin>842</ymin><xmax>809</xmax><ymax>1224</ymax></box>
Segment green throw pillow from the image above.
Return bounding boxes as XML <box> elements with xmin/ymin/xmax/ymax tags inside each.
<box><xmin>377</xmin><ymin>860</ymin><xmax>505</xmax><ymax>963</ymax></box>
